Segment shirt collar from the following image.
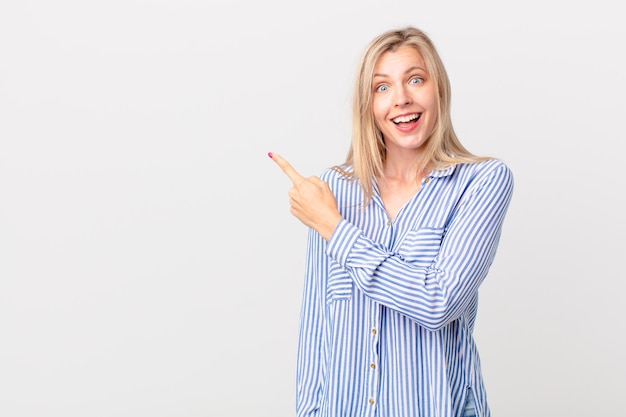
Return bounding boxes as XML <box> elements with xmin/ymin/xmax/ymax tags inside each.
<box><xmin>338</xmin><ymin>163</ymin><xmax>457</xmax><ymax>182</ymax></box>
<box><xmin>428</xmin><ymin>164</ymin><xmax>456</xmax><ymax>178</ymax></box>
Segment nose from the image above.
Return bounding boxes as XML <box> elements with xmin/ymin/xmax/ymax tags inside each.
<box><xmin>394</xmin><ymin>86</ymin><xmax>412</xmax><ymax>106</ymax></box>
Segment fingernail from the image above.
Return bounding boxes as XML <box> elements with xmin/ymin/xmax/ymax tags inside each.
<box><xmin>267</xmin><ymin>152</ymin><xmax>273</xmax><ymax>158</ymax></box>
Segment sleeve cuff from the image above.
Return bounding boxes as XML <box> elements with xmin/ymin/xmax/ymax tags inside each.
<box><xmin>325</xmin><ymin>219</ymin><xmax>361</xmax><ymax>268</ymax></box>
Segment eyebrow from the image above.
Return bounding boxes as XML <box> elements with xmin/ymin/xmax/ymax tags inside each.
<box><xmin>373</xmin><ymin>66</ymin><xmax>426</xmax><ymax>78</ymax></box>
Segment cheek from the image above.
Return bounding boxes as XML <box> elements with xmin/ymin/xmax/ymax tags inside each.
<box><xmin>372</xmin><ymin>99</ymin><xmax>388</xmax><ymax>126</ymax></box>
<box><xmin>423</xmin><ymin>88</ymin><xmax>438</xmax><ymax>113</ymax></box>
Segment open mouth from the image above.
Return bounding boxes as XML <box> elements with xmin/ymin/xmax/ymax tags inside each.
<box><xmin>392</xmin><ymin>113</ymin><xmax>421</xmax><ymax>125</ymax></box>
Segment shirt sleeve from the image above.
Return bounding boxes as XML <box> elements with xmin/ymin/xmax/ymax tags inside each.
<box><xmin>325</xmin><ymin>162</ymin><xmax>514</xmax><ymax>331</ymax></box>
<box><xmin>295</xmin><ymin>228</ymin><xmax>327</xmax><ymax>417</ymax></box>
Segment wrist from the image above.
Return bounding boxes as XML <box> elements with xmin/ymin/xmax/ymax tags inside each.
<box><xmin>319</xmin><ymin>214</ymin><xmax>342</xmax><ymax>242</ymax></box>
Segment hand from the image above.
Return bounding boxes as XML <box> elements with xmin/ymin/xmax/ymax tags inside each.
<box><xmin>269</xmin><ymin>152</ymin><xmax>342</xmax><ymax>241</ymax></box>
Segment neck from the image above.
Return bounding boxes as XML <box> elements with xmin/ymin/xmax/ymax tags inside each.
<box><xmin>382</xmin><ymin>151</ymin><xmax>429</xmax><ymax>183</ymax></box>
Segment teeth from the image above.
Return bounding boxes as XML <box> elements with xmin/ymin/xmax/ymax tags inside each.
<box><xmin>393</xmin><ymin>114</ymin><xmax>420</xmax><ymax>123</ymax></box>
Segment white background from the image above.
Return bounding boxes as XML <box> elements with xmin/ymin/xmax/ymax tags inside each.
<box><xmin>1</xmin><ymin>1</ymin><xmax>624</xmax><ymax>416</ymax></box>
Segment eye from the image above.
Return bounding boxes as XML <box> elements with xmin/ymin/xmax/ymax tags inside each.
<box><xmin>375</xmin><ymin>84</ymin><xmax>389</xmax><ymax>93</ymax></box>
<box><xmin>409</xmin><ymin>77</ymin><xmax>423</xmax><ymax>85</ymax></box>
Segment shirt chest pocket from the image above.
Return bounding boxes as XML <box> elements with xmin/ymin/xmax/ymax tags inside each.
<box><xmin>397</xmin><ymin>227</ymin><xmax>446</xmax><ymax>268</ymax></box>
<box><xmin>326</xmin><ymin>261</ymin><xmax>352</xmax><ymax>304</ymax></box>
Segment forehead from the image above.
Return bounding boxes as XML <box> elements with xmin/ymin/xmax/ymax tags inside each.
<box><xmin>374</xmin><ymin>44</ymin><xmax>426</xmax><ymax>73</ymax></box>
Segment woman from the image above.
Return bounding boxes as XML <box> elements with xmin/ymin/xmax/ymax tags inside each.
<box><xmin>270</xmin><ymin>26</ymin><xmax>513</xmax><ymax>417</ymax></box>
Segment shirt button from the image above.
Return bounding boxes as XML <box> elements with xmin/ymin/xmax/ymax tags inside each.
<box><xmin>369</xmin><ymin>398</ymin><xmax>375</xmax><ymax>405</ymax></box>
<box><xmin>386</xmin><ymin>220</ymin><xmax>391</xmax><ymax>226</ymax></box>
<box><xmin>372</xmin><ymin>328</ymin><xmax>377</xmax><ymax>335</ymax></box>
<box><xmin>424</xmin><ymin>177</ymin><xmax>431</xmax><ymax>183</ymax></box>
<box><xmin>370</xmin><ymin>363</ymin><xmax>376</xmax><ymax>369</ymax></box>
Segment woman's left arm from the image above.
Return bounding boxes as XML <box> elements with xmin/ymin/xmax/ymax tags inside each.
<box><xmin>326</xmin><ymin>162</ymin><xmax>514</xmax><ymax>330</ymax></box>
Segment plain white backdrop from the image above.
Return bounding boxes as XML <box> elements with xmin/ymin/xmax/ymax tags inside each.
<box><xmin>1</xmin><ymin>1</ymin><xmax>624</xmax><ymax>416</ymax></box>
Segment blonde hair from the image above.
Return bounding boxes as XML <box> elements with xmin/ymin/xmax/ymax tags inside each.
<box><xmin>337</xmin><ymin>26</ymin><xmax>489</xmax><ymax>203</ymax></box>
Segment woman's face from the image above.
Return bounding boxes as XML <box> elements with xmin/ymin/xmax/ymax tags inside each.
<box><xmin>372</xmin><ymin>45</ymin><xmax>438</xmax><ymax>156</ymax></box>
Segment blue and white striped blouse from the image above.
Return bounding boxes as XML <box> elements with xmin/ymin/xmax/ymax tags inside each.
<box><xmin>295</xmin><ymin>159</ymin><xmax>514</xmax><ymax>417</ymax></box>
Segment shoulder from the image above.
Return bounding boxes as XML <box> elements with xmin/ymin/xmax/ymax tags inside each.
<box><xmin>464</xmin><ymin>160</ymin><xmax>514</xmax><ymax>203</ymax></box>
<box><xmin>318</xmin><ymin>165</ymin><xmax>363</xmax><ymax>200</ymax></box>
<box><xmin>319</xmin><ymin>164</ymin><xmax>354</xmax><ymax>183</ymax></box>
<box><xmin>454</xmin><ymin>159</ymin><xmax>513</xmax><ymax>185</ymax></box>
<box><xmin>438</xmin><ymin>159</ymin><xmax>513</xmax><ymax>200</ymax></box>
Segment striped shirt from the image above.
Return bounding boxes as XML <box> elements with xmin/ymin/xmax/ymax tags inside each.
<box><xmin>296</xmin><ymin>159</ymin><xmax>514</xmax><ymax>417</ymax></box>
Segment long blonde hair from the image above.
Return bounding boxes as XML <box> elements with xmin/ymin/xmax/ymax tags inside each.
<box><xmin>337</xmin><ymin>26</ymin><xmax>488</xmax><ymax>203</ymax></box>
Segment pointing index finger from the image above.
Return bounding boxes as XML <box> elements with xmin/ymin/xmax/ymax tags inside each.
<box><xmin>268</xmin><ymin>152</ymin><xmax>304</xmax><ymax>183</ymax></box>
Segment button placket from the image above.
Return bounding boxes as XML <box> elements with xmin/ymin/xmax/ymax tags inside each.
<box><xmin>382</xmin><ymin>216</ymin><xmax>393</xmax><ymax>249</ymax></box>
<box><xmin>365</xmin><ymin>302</ymin><xmax>381</xmax><ymax>414</ymax></box>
